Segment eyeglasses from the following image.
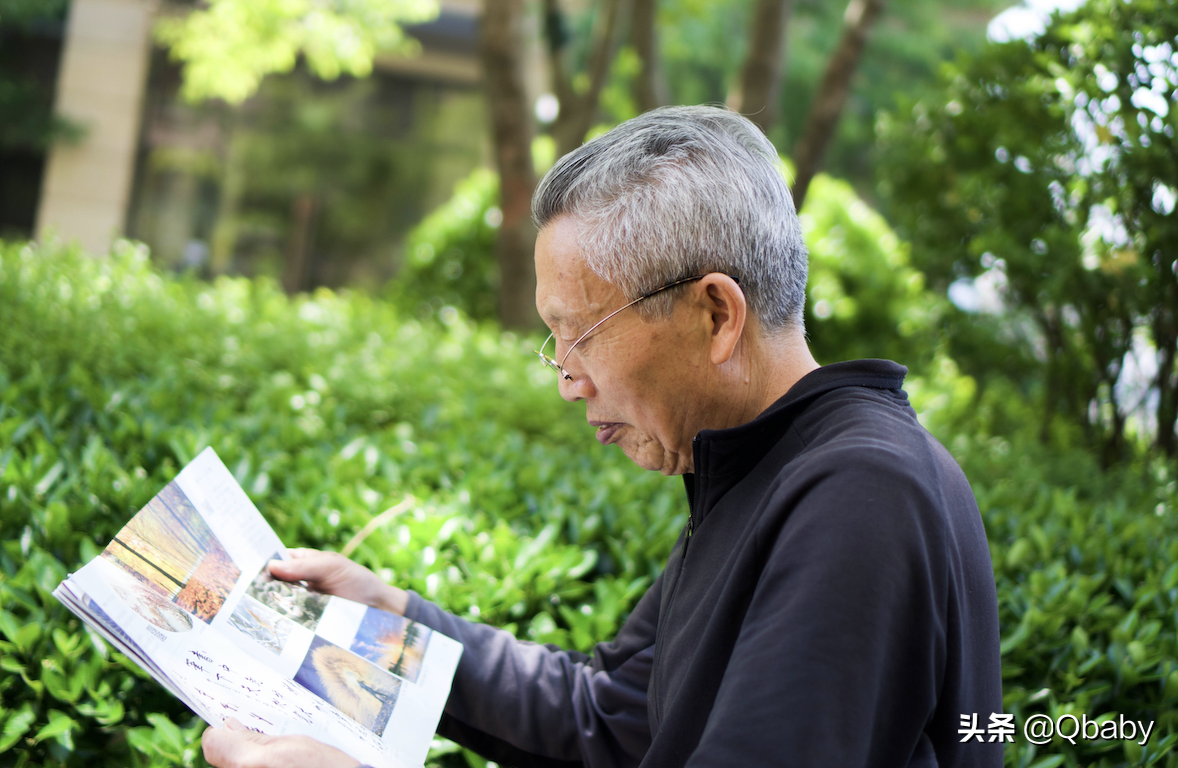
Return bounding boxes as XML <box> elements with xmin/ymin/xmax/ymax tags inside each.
<box><xmin>533</xmin><ymin>274</ymin><xmax>711</xmax><ymax>381</ymax></box>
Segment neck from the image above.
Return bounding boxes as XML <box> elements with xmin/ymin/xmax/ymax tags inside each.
<box><xmin>719</xmin><ymin>326</ymin><xmax>820</xmax><ymax>430</ymax></box>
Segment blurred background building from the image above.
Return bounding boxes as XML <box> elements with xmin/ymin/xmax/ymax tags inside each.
<box><xmin>3</xmin><ymin>0</ymin><xmax>495</xmax><ymax>291</ymax></box>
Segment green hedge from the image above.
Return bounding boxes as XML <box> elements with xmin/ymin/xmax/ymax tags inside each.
<box><xmin>1</xmin><ymin>239</ymin><xmax>1176</xmax><ymax>767</ymax></box>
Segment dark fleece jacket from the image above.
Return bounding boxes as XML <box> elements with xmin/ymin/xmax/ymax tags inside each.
<box><xmin>403</xmin><ymin>359</ymin><xmax>1003</xmax><ymax>768</ymax></box>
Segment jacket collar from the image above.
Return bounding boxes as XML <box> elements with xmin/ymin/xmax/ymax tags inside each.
<box><xmin>683</xmin><ymin>359</ymin><xmax>908</xmax><ymax>525</ymax></box>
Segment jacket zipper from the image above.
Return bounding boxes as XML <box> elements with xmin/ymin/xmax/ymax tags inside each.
<box><xmin>651</xmin><ymin>438</ymin><xmax>703</xmax><ymax>727</ymax></box>
<box><xmin>683</xmin><ymin>436</ymin><xmax>700</xmax><ymax>557</ymax></box>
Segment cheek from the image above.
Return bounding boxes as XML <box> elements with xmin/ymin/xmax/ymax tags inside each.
<box><xmin>624</xmin><ymin>381</ymin><xmax>685</xmax><ymax>445</ymax></box>
<box><xmin>618</xmin><ymin>361</ymin><xmax>666</xmax><ymax>417</ymax></box>
<box><xmin>594</xmin><ymin>321</ymin><xmax>698</xmax><ymax>430</ymax></box>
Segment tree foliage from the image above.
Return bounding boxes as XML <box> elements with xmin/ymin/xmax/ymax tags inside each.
<box><xmin>878</xmin><ymin>0</ymin><xmax>1178</xmax><ymax>462</ymax></box>
<box><xmin>653</xmin><ymin>0</ymin><xmax>1006</xmax><ymax>191</ymax></box>
<box><xmin>393</xmin><ymin>167</ymin><xmax>500</xmax><ymax>322</ymax></box>
<box><xmin>801</xmin><ymin>173</ymin><xmax>944</xmax><ymax>368</ymax></box>
<box><xmin>154</xmin><ymin>0</ymin><xmax>438</xmax><ymax>105</ymax></box>
<box><xmin>204</xmin><ymin>75</ymin><xmax>475</xmax><ymax>289</ymax></box>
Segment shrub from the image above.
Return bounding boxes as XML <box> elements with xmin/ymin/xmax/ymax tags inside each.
<box><xmin>392</xmin><ymin>168</ymin><xmax>500</xmax><ymax>323</ymax></box>
<box><xmin>800</xmin><ymin>173</ymin><xmax>945</xmax><ymax>369</ymax></box>
<box><xmin>0</xmin><ymin>239</ymin><xmax>681</xmax><ymax>767</ymax></box>
<box><xmin>1</xmin><ymin>239</ymin><xmax>1176</xmax><ymax>767</ymax></box>
<box><xmin>938</xmin><ymin>386</ymin><xmax>1178</xmax><ymax>767</ymax></box>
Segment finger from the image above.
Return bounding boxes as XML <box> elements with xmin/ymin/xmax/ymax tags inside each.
<box><xmin>268</xmin><ymin>553</ymin><xmax>340</xmax><ymax>583</ymax></box>
<box><xmin>224</xmin><ymin>717</ymin><xmax>245</xmax><ymax>731</ymax></box>
<box><xmin>202</xmin><ymin>723</ymin><xmax>252</xmax><ymax>767</ymax></box>
<box><xmin>286</xmin><ymin>547</ymin><xmax>321</xmax><ymax>559</ymax></box>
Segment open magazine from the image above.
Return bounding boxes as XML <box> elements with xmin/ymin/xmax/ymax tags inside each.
<box><xmin>53</xmin><ymin>447</ymin><xmax>462</xmax><ymax>768</ymax></box>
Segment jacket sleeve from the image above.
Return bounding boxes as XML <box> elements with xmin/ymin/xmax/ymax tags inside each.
<box><xmin>403</xmin><ymin>573</ymin><xmax>661</xmax><ymax>768</ymax></box>
<box><xmin>684</xmin><ymin>456</ymin><xmax>957</xmax><ymax>767</ymax></box>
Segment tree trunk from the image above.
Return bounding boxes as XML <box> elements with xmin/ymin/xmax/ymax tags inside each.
<box><xmin>283</xmin><ymin>193</ymin><xmax>319</xmax><ymax>294</ymax></box>
<box><xmin>210</xmin><ymin>118</ymin><xmax>244</xmax><ymax>277</ymax></box>
<box><xmin>734</xmin><ymin>0</ymin><xmax>794</xmax><ymax>134</ymax></box>
<box><xmin>1153</xmin><ymin>301</ymin><xmax>1178</xmax><ymax>458</ymax></box>
<box><xmin>481</xmin><ymin>0</ymin><xmax>539</xmax><ymax>330</ymax></box>
<box><xmin>544</xmin><ymin>0</ymin><xmax>576</xmax><ymax>125</ymax></box>
<box><xmin>630</xmin><ymin>0</ymin><xmax>667</xmax><ymax>113</ymax></box>
<box><xmin>548</xmin><ymin>0</ymin><xmax>627</xmax><ymax>157</ymax></box>
<box><xmin>790</xmin><ymin>0</ymin><xmax>886</xmax><ymax>210</ymax></box>
<box><xmin>1096</xmin><ymin>354</ymin><xmax>1127</xmax><ymax>468</ymax></box>
<box><xmin>1035</xmin><ymin>307</ymin><xmax>1065</xmax><ymax>444</ymax></box>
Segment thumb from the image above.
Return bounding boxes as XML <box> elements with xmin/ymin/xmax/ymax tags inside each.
<box><xmin>202</xmin><ymin>719</ymin><xmax>266</xmax><ymax>766</ymax></box>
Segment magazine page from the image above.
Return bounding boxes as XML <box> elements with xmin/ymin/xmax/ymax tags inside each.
<box><xmin>57</xmin><ymin>563</ymin><xmax>408</xmax><ymax>768</ymax></box>
<box><xmin>57</xmin><ymin>447</ymin><xmax>461</xmax><ymax>768</ymax></box>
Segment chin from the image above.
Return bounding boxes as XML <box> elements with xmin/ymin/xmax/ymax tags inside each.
<box><xmin>621</xmin><ymin>443</ymin><xmax>686</xmax><ymax>476</ymax></box>
<box><xmin>657</xmin><ymin>462</ymin><xmax>690</xmax><ymax>477</ymax></box>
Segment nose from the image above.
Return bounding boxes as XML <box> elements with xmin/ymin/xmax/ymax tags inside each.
<box><xmin>558</xmin><ymin>374</ymin><xmax>595</xmax><ymax>402</ymax></box>
<box><xmin>556</xmin><ymin>355</ymin><xmax>596</xmax><ymax>403</ymax></box>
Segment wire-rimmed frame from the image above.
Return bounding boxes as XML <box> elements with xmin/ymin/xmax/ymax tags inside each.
<box><xmin>533</xmin><ymin>274</ymin><xmax>714</xmax><ymax>381</ymax></box>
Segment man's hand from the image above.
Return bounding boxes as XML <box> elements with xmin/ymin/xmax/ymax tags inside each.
<box><xmin>267</xmin><ymin>549</ymin><xmax>408</xmax><ymax>616</ymax></box>
<box><xmin>202</xmin><ymin>718</ymin><xmax>361</xmax><ymax>768</ymax></box>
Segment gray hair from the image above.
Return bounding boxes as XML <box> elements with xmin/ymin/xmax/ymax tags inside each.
<box><xmin>531</xmin><ymin>105</ymin><xmax>808</xmax><ymax>331</ymax></box>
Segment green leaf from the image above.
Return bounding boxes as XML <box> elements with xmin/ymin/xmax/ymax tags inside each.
<box><xmin>125</xmin><ymin>726</ymin><xmax>157</xmax><ymax>756</ymax></box>
<box><xmin>1027</xmin><ymin>757</ymin><xmax>1065</xmax><ymax>768</ymax></box>
<box><xmin>0</xmin><ymin>704</ymin><xmax>36</xmax><ymax>751</ymax></box>
<box><xmin>566</xmin><ymin>550</ymin><xmax>598</xmax><ymax>580</ymax></box>
<box><xmin>155</xmin><ymin>0</ymin><xmax>439</xmax><ymax>104</ymax></box>
<box><xmin>147</xmin><ymin>712</ymin><xmax>183</xmax><ymax>754</ymax></box>
<box><xmin>43</xmin><ymin>665</ymin><xmax>84</xmax><ymax>704</ymax></box>
<box><xmin>0</xmin><ymin>447</ymin><xmax>13</xmax><ymax>479</ymax></box>
<box><xmin>999</xmin><ymin>614</ymin><xmax>1032</xmax><ymax>656</ymax></box>
<box><xmin>15</xmin><ymin>622</ymin><xmax>41</xmax><ymax>652</ymax></box>
<box><xmin>32</xmin><ymin>709</ymin><xmax>75</xmax><ymax>744</ymax></box>
<box><xmin>52</xmin><ymin>627</ymin><xmax>80</xmax><ymax>656</ymax></box>
<box><xmin>33</xmin><ymin>460</ymin><xmax>63</xmax><ymax>497</ymax></box>
<box><xmin>461</xmin><ymin>747</ymin><xmax>491</xmax><ymax>768</ymax></box>
<box><xmin>10</xmin><ymin>418</ymin><xmax>37</xmax><ymax>446</ymax></box>
<box><xmin>0</xmin><ymin>610</ymin><xmax>21</xmax><ymax>644</ymax></box>
<box><xmin>1145</xmin><ymin>733</ymin><xmax>1178</xmax><ymax>766</ymax></box>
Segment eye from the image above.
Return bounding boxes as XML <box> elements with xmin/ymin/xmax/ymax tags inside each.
<box><xmin>568</xmin><ymin>331</ymin><xmax>600</xmax><ymax>357</ymax></box>
<box><xmin>555</xmin><ymin>322</ymin><xmax>585</xmax><ymax>346</ymax></box>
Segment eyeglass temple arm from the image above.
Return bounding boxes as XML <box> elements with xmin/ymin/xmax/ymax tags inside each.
<box><xmin>555</xmin><ymin>274</ymin><xmax>737</xmax><ymax>373</ymax></box>
<box><xmin>557</xmin><ymin>296</ymin><xmax>646</xmax><ymax>372</ymax></box>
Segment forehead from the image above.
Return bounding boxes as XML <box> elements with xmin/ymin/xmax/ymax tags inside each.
<box><xmin>535</xmin><ymin>216</ymin><xmax>621</xmax><ymax>326</ymax></box>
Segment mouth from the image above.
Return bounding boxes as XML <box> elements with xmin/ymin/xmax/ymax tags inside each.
<box><xmin>590</xmin><ymin>421</ymin><xmax>623</xmax><ymax>445</ymax></box>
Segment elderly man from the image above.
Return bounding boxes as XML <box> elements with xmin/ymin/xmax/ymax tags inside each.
<box><xmin>204</xmin><ymin>106</ymin><xmax>1002</xmax><ymax>768</ymax></box>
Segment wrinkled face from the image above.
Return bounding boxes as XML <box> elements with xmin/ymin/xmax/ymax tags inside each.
<box><xmin>534</xmin><ymin>216</ymin><xmax>713</xmax><ymax>475</ymax></box>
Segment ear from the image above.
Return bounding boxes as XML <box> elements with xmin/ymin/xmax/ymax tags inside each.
<box><xmin>698</xmin><ymin>273</ymin><xmax>746</xmax><ymax>366</ymax></box>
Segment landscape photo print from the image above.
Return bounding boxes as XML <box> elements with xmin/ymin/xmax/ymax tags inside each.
<box><xmin>227</xmin><ymin>594</ymin><xmax>297</xmax><ymax>655</ymax></box>
<box><xmin>245</xmin><ymin>553</ymin><xmax>330</xmax><ymax>631</ymax></box>
<box><xmin>294</xmin><ymin>635</ymin><xmax>402</xmax><ymax>735</ymax></box>
<box><xmin>100</xmin><ymin>482</ymin><xmax>242</xmax><ymax>623</ymax></box>
<box><xmin>350</xmin><ymin>607</ymin><xmax>432</xmax><ymax>683</ymax></box>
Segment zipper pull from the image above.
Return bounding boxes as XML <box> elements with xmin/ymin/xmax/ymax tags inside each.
<box><xmin>683</xmin><ymin>513</ymin><xmax>693</xmax><ymax>556</ymax></box>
